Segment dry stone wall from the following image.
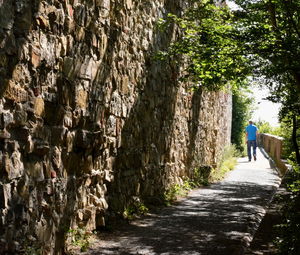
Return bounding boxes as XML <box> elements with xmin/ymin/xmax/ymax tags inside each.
<box><xmin>0</xmin><ymin>0</ymin><xmax>232</xmax><ymax>253</ymax></box>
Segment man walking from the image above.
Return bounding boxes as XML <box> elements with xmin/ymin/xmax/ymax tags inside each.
<box><xmin>246</xmin><ymin>120</ymin><xmax>258</xmax><ymax>161</ymax></box>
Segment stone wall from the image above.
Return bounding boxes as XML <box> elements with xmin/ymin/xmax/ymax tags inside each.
<box><xmin>0</xmin><ymin>0</ymin><xmax>232</xmax><ymax>253</ymax></box>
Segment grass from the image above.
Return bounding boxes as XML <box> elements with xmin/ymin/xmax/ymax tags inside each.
<box><xmin>210</xmin><ymin>145</ymin><xmax>238</xmax><ymax>182</ymax></box>
<box><xmin>210</xmin><ymin>157</ymin><xmax>237</xmax><ymax>181</ymax></box>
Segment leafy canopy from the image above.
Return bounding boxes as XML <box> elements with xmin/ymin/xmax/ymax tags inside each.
<box><xmin>231</xmin><ymin>0</ymin><xmax>300</xmax><ymax>167</ymax></box>
<box><xmin>231</xmin><ymin>87</ymin><xmax>254</xmax><ymax>153</ymax></box>
<box><xmin>157</xmin><ymin>0</ymin><xmax>250</xmax><ymax>91</ymax></box>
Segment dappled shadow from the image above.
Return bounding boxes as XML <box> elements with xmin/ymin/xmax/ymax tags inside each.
<box><xmin>106</xmin><ymin>0</ymin><xmax>186</xmax><ymax>212</ymax></box>
<box><xmin>87</xmin><ymin>174</ymin><xmax>280</xmax><ymax>255</ymax></box>
<box><xmin>186</xmin><ymin>88</ymin><xmax>203</xmax><ymax>172</ymax></box>
<box><xmin>0</xmin><ymin>0</ymin><xmax>44</xmax><ymax>253</ymax></box>
<box><xmin>1</xmin><ymin>0</ymin><xmax>188</xmax><ymax>253</ymax></box>
<box><xmin>1</xmin><ymin>0</ymin><xmax>123</xmax><ymax>253</ymax></box>
<box><xmin>245</xmin><ymin>186</ymin><xmax>289</xmax><ymax>255</ymax></box>
<box><xmin>0</xmin><ymin>0</ymin><xmax>38</xmax><ymax>95</ymax></box>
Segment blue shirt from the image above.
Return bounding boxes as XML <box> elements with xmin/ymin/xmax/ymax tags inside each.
<box><xmin>246</xmin><ymin>124</ymin><xmax>258</xmax><ymax>141</ymax></box>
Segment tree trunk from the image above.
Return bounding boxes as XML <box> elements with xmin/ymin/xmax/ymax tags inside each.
<box><xmin>293</xmin><ymin>72</ymin><xmax>300</xmax><ymax>95</ymax></box>
<box><xmin>292</xmin><ymin>115</ymin><xmax>300</xmax><ymax>165</ymax></box>
<box><xmin>267</xmin><ymin>1</ymin><xmax>277</xmax><ymax>29</ymax></box>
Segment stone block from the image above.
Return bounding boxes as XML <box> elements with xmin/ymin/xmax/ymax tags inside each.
<box><xmin>65</xmin><ymin>131</ymin><xmax>75</xmax><ymax>152</ymax></box>
<box><xmin>59</xmin><ymin>36</ymin><xmax>68</xmax><ymax>56</ymax></box>
<box><xmin>0</xmin><ymin>129</ymin><xmax>11</xmax><ymax>139</ymax></box>
<box><xmin>44</xmin><ymin>92</ymin><xmax>57</xmax><ymax>103</ymax></box>
<box><xmin>104</xmin><ymin>169</ymin><xmax>113</xmax><ymax>182</ymax></box>
<box><xmin>3</xmin><ymin>151</ymin><xmax>24</xmax><ymax>180</ymax></box>
<box><xmin>0</xmin><ymin>184</ymin><xmax>10</xmax><ymax>210</ymax></box>
<box><xmin>74</xmin><ymin>4</ymin><xmax>86</xmax><ymax>27</ymax></box>
<box><xmin>74</xmin><ymin>130</ymin><xmax>91</xmax><ymax>149</ymax></box>
<box><xmin>96</xmin><ymin>215</ymin><xmax>105</xmax><ymax>227</ymax></box>
<box><xmin>0</xmin><ymin>1</ymin><xmax>14</xmax><ymax>30</ymax></box>
<box><xmin>96</xmin><ymin>0</ymin><xmax>110</xmax><ymax>9</ymax></box>
<box><xmin>75</xmin><ymin>25</ymin><xmax>85</xmax><ymax>41</ymax></box>
<box><xmin>35</xmin><ymin>219</ymin><xmax>52</xmax><ymax>243</ymax></box>
<box><xmin>34</xmin><ymin>126</ymin><xmax>51</xmax><ymax>142</ymax></box>
<box><xmin>31</xmin><ymin>47</ymin><xmax>41</xmax><ymax>68</ymax></box>
<box><xmin>14</xmin><ymin>110</ymin><xmax>27</xmax><ymax>126</ymax></box>
<box><xmin>2</xmin><ymin>111</ymin><xmax>14</xmax><ymax>128</ymax></box>
<box><xmin>110</xmin><ymin>91</ymin><xmax>122</xmax><ymax>117</ymax></box>
<box><xmin>10</xmin><ymin>127</ymin><xmax>30</xmax><ymax>143</ymax></box>
<box><xmin>62</xmin><ymin>57</ymin><xmax>74</xmax><ymax>79</ymax></box>
<box><xmin>78</xmin><ymin>57</ymin><xmax>99</xmax><ymax>81</ymax></box>
<box><xmin>95</xmin><ymin>183</ymin><xmax>106</xmax><ymax>198</ymax></box>
<box><xmin>121</xmin><ymin>76</ymin><xmax>130</xmax><ymax>95</ymax></box>
<box><xmin>62</xmin><ymin>116</ymin><xmax>72</xmax><ymax>128</ymax></box>
<box><xmin>25</xmin><ymin>159</ymin><xmax>44</xmax><ymax>181</ymax></box>
<box><xmin>33</xmin><ymin>141</ymin><xmax>50</xmax><ymax>156</ymax></box>
<box><xmin>16</xmin><ymin>176</ymin><xmax>29</xmax><ymax>199</ymax></box>
<box><xmin>44</xmin><ymin>102</ymin><xmax>62</xmax><ymax>125</ymax></box>
<box><xmin>99</xmin><ymin>34</ymin><xmax>108</xmax><ymax>58</ymax></box>
<box><xmin>51</xmin><ymin>127</ymin><xmax>67</xmax><ymax>145</ymax></box>
<box><xmin>12</xmin><ymin>64</ymin><xmax>31</xmax><ymax>85</ymax></box>
<box><xmin>4</xmin><ymin>81</ymin><xmax>28</xmax><ymax>103</ymax></box>
<box><xmin>67</xmin><ymin>152</ymin><xmax>82</xmax><ymax>175</ymax></box>
<box><xmin>40</xmin><ymin>34</ymin><xmax>56</xmax><ymax>67</ymax></box>
<box><xmin>106</xmin><ymin>115</ymin><xmax>116</xmax><ymax>136</ymax></box>
<box><xmin>82</xmin><ymin>155</ymin><xmax>93</xmax><ymax>173</ymax></box>
<box><xmin>6</xmin><ymin>140</ymin><xmax>20</xmax><ymax>152</ymax></box>
<box><xmin>34</xmin><ymin>97</ymin><xmax>45</xmax><ymax>117</ymax></box>
<box><xmin>76</xmin><ymin>89</ymin><xmax>88</xmax><ymax>109</ymax></box>
<box><xmin>67</xmin><ymin>4</ymin><xmax>74</xmax><ymax>18</ymax></box>
<box><xmin>36</xmin><ymin>15</ymin><xmax>50</xmax><ymax>29</ymax></box>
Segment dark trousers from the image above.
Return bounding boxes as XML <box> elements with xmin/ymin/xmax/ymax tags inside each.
<box><xmin>247</xmin><ymin>140</ymin><xmax>257</xmax><ymax>160</ymax></box>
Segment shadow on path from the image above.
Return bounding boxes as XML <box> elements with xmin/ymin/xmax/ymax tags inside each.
<box><xmin>84</xmin><ymin>149</ymin><xmax>281</xmax><ymax>255</ymax></box>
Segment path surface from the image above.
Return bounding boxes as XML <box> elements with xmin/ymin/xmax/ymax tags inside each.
<box><xmin>83</xmin><ymin>148</ymin><xmax>281</xmax><ymax>255</ymax></box>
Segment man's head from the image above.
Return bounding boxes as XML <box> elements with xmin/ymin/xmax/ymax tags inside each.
<box><xmin>249</xmin><ymin>120</ymin><xmax>253</xmax><ymax>125</ymax></box>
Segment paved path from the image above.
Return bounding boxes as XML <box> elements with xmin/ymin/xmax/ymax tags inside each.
<box><xmin>84</xmin><ymin>148</ymin><xmax>281</xmax><ymax>255</ymax></box>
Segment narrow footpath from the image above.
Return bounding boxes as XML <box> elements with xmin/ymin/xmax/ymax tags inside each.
<box><xmin>83</xmin><ymin>148</ymin><xmax>281</xmax><ymax>255</ymax></box>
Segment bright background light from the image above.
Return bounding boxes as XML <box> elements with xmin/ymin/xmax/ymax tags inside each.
<box><xmin>226</xmin><ymin>0</ymin><xmax>240</xmax><ymax>10</ymax></box>
<box><xmin>251</xmin><ymin>87</ymin><xmax>281</xmax><ymax>127</ymax></box>
<box><xmin>226</xmin><ymin>1</ymin><xmax>281</xmax><ymax>127</ymax></box>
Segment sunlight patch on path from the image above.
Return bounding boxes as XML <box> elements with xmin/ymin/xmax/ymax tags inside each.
<box><xmin>83</xmin><ymin>148</ymin><xmax>282</xmax><ymax>255</ymax></box>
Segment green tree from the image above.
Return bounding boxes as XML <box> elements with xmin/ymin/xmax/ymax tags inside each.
<box><xmin>231</xmin><ymin>0</ymin><xmax>300</xmax><ymax>164</ymax></box>
<box><xmin>231</xmin><ymin>88</ymin><xmax>253</xmax><ymax>153</ymax></box>
<box><xmin>256</xmin><ymin>120</ymin><xmax>273</xmax><ymax>134</ymax></box>
<box><xmin>157</xmin><ymin>0</ymin><xmax>250</xmax><ymax>91</ymax></box>
<box><xmin>158</xmin><ymin>0</ymin><xmax>300</xmax><ymax>163</ymax></box>
<box><xmin>230</xmin><ymin>2</ymin><xmax>300</xmax><ymax>252</ymax></box>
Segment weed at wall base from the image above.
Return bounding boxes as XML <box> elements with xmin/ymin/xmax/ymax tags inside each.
<box><xmin>123</xmin><ymin>198</ymin><xmax>149</xmax><ymax>220</ymax></box>
<box><xmin>66</xmin><ymin>227</ymin><xmax>92</xmax><ymax>253</ymax></box>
